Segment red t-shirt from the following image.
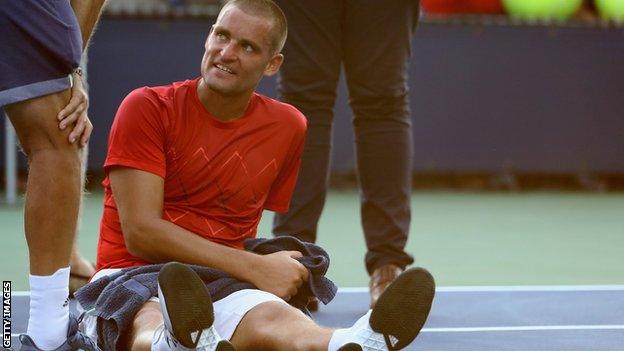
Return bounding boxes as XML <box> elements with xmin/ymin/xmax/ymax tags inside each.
<box><xmin>96</xmin><ymin>78</ymin><xmax>307</xmax><ymax>269</ymax></box>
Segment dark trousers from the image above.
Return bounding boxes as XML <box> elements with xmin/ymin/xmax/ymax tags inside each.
<box><xmin>272</xmin><ymin>0</ymin><xmax>420</xmax><ymax>274</ymax></box>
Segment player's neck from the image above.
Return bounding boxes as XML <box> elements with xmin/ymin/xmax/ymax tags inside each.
<box><xmin>197</xmin><ymin>79</ymin><xmax>253</xmax><ymax>122</ymax></box>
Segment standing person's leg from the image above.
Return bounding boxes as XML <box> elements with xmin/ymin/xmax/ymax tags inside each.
<box><xmin>5</xmin><ymin>92</ymin><xmax>81</xmax><ymax>272</ymax></box>
<box><xmin>271</xmin><ymin>0</ymin><xmax>343</xmax><ymax>243</ymax></box>
<box><xmin>69</xmin><ymin>52</ymin><xmax>96</xmax><ymax>296</ymax></box>
<box><xmin>68</xmin><ymin>140</ymin><xmax>95</xmax><ymax>295</ymax></box>
<box><xmin>343</xmin><ymin>0</ymin><xmax>420</xmax><ymax>306</ymax></box>
<box><xmin>6</xmin><ymin>91</ymin><xmax>83</xmax><ymax>347</ymax></box>
<box><xmin>0</xmin><ymin>1</ymin><xmax>96</xmax><ymax>349</ymax></box>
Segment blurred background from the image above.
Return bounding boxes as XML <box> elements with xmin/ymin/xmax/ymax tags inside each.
<box><xmin>2</xmin><ymin>0</ymin><xmax>624</xmax><ymax>289</ymax></box>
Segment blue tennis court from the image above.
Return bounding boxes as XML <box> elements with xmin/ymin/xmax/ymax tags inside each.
<box><xmin>8</xmin><ymin>285</ymin><xmax>624</xmax><ymax>350</ymax></box>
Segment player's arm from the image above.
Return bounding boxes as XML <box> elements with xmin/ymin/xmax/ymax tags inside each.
<box><xmin>70</xmin><ymin>0</ymin><xmax>107</xmax><ymax>49</ymax></box>
<box><xmin>57</xmin><ymin>0</ymin><xmax>107</xmax><ymax>145</ymax></box>
<box><xmin>109</xmin><ymin>167</ymin><xmax>308</xmax><ymax>300</ymax></box>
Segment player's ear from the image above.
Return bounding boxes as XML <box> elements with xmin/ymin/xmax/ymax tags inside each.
<box><xmin>264</xmin><ymin>53</ymin><xmax>284</xmax><ymax>77</ymax></box>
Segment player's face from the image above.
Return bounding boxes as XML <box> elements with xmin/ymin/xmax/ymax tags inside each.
<box><xmin>201</xmin><ymin>6</ymin><xmax>283</xmax><ymax>97</ymax></box>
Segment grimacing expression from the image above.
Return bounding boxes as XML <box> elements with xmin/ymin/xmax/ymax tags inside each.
<box><xmin>201</xmin><ymin>5</ymin><xmax>282</xmax><ymax>96</ymax></box>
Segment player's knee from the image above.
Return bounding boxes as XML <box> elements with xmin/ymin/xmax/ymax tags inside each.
<box><xmin>16</xmin><ymin>122</ymin><xmax>78</xmax><ymax>159</ymax></box>
<box><xmin>24</xmin><ymin>143</ymin><xmax>81</xmax><ymax>171</ymax></box>
<box><xmin>251</xmin><ymin>302</ymin><xmax>318</xmax><ymax>351</ymax></box>
<box><xmin>248</xmin><ymin>302</ymin><xmax>302</xmax><ymax>338</ymax></box>
<box><xmin>250</xmin><ymin>301</ymin><xmax>289</xmax><ymax>326</ymax></box>
<box><xmin>5</xmin><ymin>89</ymin><xmax>76</xmax><ymax>157</ymax></box>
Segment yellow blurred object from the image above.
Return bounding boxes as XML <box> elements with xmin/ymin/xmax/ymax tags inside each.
<box><xmin>595</xmin><ymin>0</ymin><xmax>624</xmax><ymax>22</ymax></box>
<box><xmin>502</xmin><ymin>0</ymin><xmax>583</xmax><ymax>20</ymax></box>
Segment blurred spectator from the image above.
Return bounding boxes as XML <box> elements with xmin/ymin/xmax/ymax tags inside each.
<box><xmin>272</xmin><ymin>0</ymin><xmax>419</xmax><ymax>309</ymax></box>
<box><xmin>578</xmin><ymin>0</ymin><xmax>599</xmax><ymax>20</ymax></box>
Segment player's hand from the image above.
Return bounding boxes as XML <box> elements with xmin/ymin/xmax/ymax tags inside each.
<box><xmin>57</xmin><ymin>72</ymin><xmax>93</xmax><ymax>147</ymax></box>
<box><xmin>251</xmin><ymin>251</ymin><xmax>309</xmax><ymax>301</ymax></box>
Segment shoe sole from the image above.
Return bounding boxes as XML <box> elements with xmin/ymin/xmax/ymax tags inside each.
<box><xmin>338</xmin><ymin>342</ymin><xmax>363</xmax><ymax>351</ymax></box>
<box><xmin>158</xmin><ymin>262</ymin><xmax>216</xmax><ymax>348</ymax></box>
<box><xmin>369</xmin><ymin>267</ymin><xmax>435</xmax><ymax>350</ymax></box>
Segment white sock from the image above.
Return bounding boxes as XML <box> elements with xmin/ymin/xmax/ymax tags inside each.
<box><xmin>328</xmin><ymin>310</ymin><xmax>382</xmax><ymax>351</ymax></box>
<box><xmin>27</xmin><ymin>267</ymin><xmax>71</xmax><ymax>350</ymax></box>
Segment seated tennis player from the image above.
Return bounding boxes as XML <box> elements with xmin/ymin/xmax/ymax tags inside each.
<box><xmin>91</xmin><ymin>1</ymin><xmax>434</xmax><ymax>350</ymax></box>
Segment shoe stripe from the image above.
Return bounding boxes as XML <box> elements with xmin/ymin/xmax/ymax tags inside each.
<box><xmin>191</xmin><ymin>330</ymin><xmax>201</xmax><ymax>345</ymax></box>
<box><xmin>388</xmin><ymin>334</ymin><xmax>399</xmax><ymax>348</ymax></box>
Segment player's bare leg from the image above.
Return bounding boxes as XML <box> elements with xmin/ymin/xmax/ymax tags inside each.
<box><xmin>125</xmin><ymin>301</ymin><xmax>163</xmax><ymax>351</ymax></box>
<box><xmin>6</xmin><ymin>89</ymin><xmax>81</xmax><ymax>275</ymax></box>
<box><xmin>231</xmin><ymin>301</ymin><xmax>333</xmax><ymax>351</ymax></box>
<box><xmin>5</xmin><ymin>89</ymin><xmax>88</xmax><ymax>350</ymax></box>
<box><xmin>69</xmin><ymin>144</ymin><xmax>96</xmax><ymax>295</ymax></box>
<box><xmin>69</xmin><ymin>242</ymin><xmax>95</xmax><ymax>295</ymax></box>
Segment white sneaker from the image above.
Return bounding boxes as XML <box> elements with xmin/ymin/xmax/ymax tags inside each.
<box><xmin>338</xmin><ymin>311</ymin><xmax>387</xmax><ymax>351</ymax></box>
<box><xmin>157</xmin><ymin>262</ymin><xmax>235</xmax><ymax>351</ymax></box>
<box><xmin>337</xmin><ymin>267</ymin><xmax>435</xmax><ymax>351</ymax></box>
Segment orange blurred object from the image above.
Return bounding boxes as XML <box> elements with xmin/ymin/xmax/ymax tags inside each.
<box><xmin>421</xmin><ymin>0</ymin><xmax>504</xmax><ymax>14</ymax></box>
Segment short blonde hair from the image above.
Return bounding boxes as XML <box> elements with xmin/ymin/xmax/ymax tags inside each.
<box><xmin>219</xmin><ymin>0</ymin><xmax>288</xmax><ymax>54</ymax></box>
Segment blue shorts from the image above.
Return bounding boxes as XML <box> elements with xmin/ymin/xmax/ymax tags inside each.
<box><xmin>0</xmin><ymin>0</ymin><xmax>83</xmax><ymax>106</ymax></box>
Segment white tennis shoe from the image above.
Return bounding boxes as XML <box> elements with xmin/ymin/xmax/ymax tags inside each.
<box><xmin>156</xmin><ymin>262</ymin><xmax>235</xmax><ymax>351</ymax></box>
<box><xmin>336</xmin><ymin>267</ymin><xmax>435</xmax><ymax>351</ymax></box>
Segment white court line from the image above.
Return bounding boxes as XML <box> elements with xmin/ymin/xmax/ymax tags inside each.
<box><xmin>422</xmin><ymin>325</ymin><xmax>624</xmax><ymax>333</ymax></box>
<box><xmin>339</xmin><ymin>285</ymin><xmax>624</xmax><ymax>293</ymax></box>
<box><xmin>434</xmin><ymin>285</ymin><xmax>624</xmax><ymax>292</ymax></box>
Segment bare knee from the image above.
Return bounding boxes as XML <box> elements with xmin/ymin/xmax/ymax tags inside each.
<box><xmin>254</xmin><ymin>301</ymin><xmax>298</xmax><ymax>322</ymax></box>
<box><xmin>242</xmin><ymin>302</ymin><xmax>286</xmax><ymax>345</ymax></box>
<box><xmin>4</xmin><ymin>89</ymin><xmax>78</xmax><ymax>157</ymax></box>
<box><xmin>236</xmin><ymin>302</ymin><xmax>317</xmax><ymax>351</ymax></box>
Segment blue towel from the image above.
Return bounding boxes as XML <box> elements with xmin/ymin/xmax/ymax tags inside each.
<box><xmin>75</xmin><ymin>236</ymin><xmax>337</xmax><ymax>351</ymax></box>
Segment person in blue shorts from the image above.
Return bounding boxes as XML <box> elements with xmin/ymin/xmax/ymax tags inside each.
<box><xmin>0</xmin><ymin>1</ymin><xmax>105</xmax><ymax>350</ymax></box>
